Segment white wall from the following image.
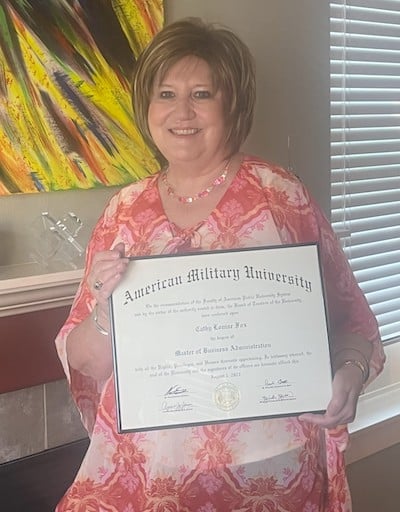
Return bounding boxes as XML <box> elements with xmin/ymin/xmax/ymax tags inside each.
<box><xmin>0</xmin><ymin>0</ymin><xmax>330</xmax><ymax>273</ymax></box>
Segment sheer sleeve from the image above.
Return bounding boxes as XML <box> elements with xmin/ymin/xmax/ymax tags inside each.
<box><xmin>310</xmin><ymin>197</ymin><xmax>385</xmax><ymax>384</ymax></box>
<box><xmin>54</xmin><ymin>190</ymin><xmax>125</xmax><ymax>435</ymax></box>
<box><xmin>264</xmin><ymin>167</ymin><xmax>385</xmax><ymax>385</ymax></box>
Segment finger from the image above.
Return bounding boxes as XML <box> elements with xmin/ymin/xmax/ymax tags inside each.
<box><xmin>303</xmin><ymin>364</ymin><xmax>363</xmax><ymax>426</ymax></box>
<box><xmin>92</xmin><ymin>256</ymin><xmax>128</xmax><ymax>278</ymax></box>
<box><xmin>94</xmin><ymin>271</ymin><xmax>128</xmax><ymax>312</ymax></box>
<box><xmin>299</xmin><ymin>411</ymin><xmax>343</xmax><ymax>429</ymax></box>
<box><xmin>299</xmin><ymin>393</ymin><xmax>348</xmax><ymax>427</ymax></box>
<box><xmin>91</xmin><ymin>245</ymin><xmax>128</xmax><ymax>280</ymax></box>
<box><xmin>113</xmin><ymin>242</ymin><xmax>126</xmax><ymax>258</ymax></box>
<box><xmin>94</xmin><ymin>260</ymin><xmax>129</xmax><ymax>288</ymax></box>
<box><xmin>90</xmin><ymin>260</ymin><xmax>129</xmax><ymax>299</ymax></box>
<box><xmin>324</xmin><ymin>394</ymin><xmax>348</xmax><ymax>418</ymax></box>
<box><xmin>299</xmin><ymin>391</ymin><xmax>357</xmax><ymax>428</ymax></box>
<box><xmin>309</xmin><ymin>418</ymin><xmax>341</xmax><ymax>429</ymax></box>
<box><xmin>92</xmin><ymin>248</ymin><xmax>125</xmax><ymax>267</ymax></box>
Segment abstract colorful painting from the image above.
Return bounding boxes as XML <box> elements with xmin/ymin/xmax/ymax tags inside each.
<box><xmin>0</xmin><ymin>0</ymin><xmax>163</xmax><ymax>195</ymax></box>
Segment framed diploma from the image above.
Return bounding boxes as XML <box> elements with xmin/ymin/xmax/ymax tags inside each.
<box><xmin>110</xmin><ymin>243</ymin><xmax>332</xmax><ymax>433</ymax></box>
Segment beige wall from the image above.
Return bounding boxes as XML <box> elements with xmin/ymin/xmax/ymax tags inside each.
<box><xmin>0</xmin><ymin>0</ymin><xmax>330</xmax><ymax>273</ymax></box>
<box><xmin>166</xmin><ymin>0</ymin><xmax>330</xmax><ymax>209</ymax></box>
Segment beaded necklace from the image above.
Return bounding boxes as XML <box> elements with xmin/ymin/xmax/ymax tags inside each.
<box><xmin>161</xmin><ymin>160</ymin><xmax>230</xmax><ymax>204</ymax></box>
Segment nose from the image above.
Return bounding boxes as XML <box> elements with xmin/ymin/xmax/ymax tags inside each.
<box><xmin>173</xmin><ymin>97</ymin><xmax>195</xmax><ymax>120</ymax></box>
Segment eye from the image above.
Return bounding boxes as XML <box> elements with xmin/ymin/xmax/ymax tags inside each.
<box><xmin>159</xmin><ymin>90</ymin><xmax>175</xmax><ymax>99</ymax></box>
<box><xmin>193</xmin><ymin>90</ymin><xmax>212</xmax><ymax>99</ymax></box>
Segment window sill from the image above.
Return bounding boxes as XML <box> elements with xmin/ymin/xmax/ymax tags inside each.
<box><xmin>346</xmin><ymin>342</ymin><xmax>400</xmax><ymax>465</ymax></box>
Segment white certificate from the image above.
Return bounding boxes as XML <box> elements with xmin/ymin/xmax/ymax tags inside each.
<box><xmin>110</xmin><ymin>243</ymin><xmax>332</xmax><ymax>433</ymax></box>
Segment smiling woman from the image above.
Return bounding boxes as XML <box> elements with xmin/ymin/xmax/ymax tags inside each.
<box><xmin>130</xmin><ymin>19</ymin><xmax>256</xmax><ymax>230</ymax></box>
<box><xmin>54</xmin><ymin>17</ymin><xmax>384</xmax><ymax>512</ymax></box>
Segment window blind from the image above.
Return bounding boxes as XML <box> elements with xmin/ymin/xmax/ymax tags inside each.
<box><xmin>330</xmin><ymin>0</ymin><xmax>400</xmax><ymax>342</ymax></box>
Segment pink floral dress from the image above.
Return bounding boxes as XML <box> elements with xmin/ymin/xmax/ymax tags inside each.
<box><xmin>55</xmin><ymin>155</ymin><xmax>384</xmax><ymax>511</ymax></box>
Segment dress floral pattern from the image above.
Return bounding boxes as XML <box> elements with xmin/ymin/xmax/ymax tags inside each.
<box><xmin>55</xmin><ymin>155</ymin><xmax>384</xmax><ymax>511</ymax></box>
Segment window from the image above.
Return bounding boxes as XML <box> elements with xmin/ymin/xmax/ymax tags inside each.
<box><xmin>330</xmin><ymin>0</ymin><xmax>400</xmax><ymax>343</ymax></box>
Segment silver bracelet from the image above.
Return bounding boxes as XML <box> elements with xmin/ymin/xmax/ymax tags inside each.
<box><xmin>93</xmin><ymin>304</ymin><xmax>109</xmax><ymax>336</ymax></box>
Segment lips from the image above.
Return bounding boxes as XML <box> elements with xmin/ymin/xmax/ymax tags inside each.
<box><xmin>169</xmin><ymin>128</ymin><xmax>200</xmax><ymax>135</ymax></box>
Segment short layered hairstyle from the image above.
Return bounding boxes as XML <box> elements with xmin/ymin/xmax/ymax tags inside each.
<box><xmin>131</xmin><ymin>18</ymin><xmax>256</xmax><ymax>159</ymax></box>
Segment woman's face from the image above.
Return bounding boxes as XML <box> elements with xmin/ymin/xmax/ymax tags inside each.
<box><xmin>148</xmin><ymin>56</ymin><xmax>229</xmax><ymax>169</ymax></box>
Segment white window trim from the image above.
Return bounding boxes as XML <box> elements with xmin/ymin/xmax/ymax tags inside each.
<box><xmin>346</xmin><ymin>341</ymin><xmax>400</xmax><ymax>464</ymax></box>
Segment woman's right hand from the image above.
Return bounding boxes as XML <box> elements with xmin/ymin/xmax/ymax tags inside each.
<box><xmin>88</xmin><ymin>242</ymin><xmax>130</xmax><ymax>318</ymax></box>
<box><xmin>66</xmin><ymin>242</ymin><xmax>130</xmax><ymax>380</ymax></box>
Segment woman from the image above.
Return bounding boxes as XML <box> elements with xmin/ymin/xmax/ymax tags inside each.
<box><xmin>55</xmin><ymin>18</ymin><xmax>384</xmax><ymax>511</ymax></box>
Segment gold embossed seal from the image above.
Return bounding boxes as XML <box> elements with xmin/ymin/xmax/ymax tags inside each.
<box><xmin>214</xmin><ymin>382</ymin><xmax>240</xmax><ymax>411</ymax></box>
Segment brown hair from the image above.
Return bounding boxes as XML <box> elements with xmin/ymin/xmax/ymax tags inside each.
<box><xmin>131</xmin><ymin>18</ymin><xmax>256</xmax><ymax>159</ymax></box>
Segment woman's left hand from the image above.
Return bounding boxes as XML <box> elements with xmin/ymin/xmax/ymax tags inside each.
<box><xmin>299</xmin><ymin>363</ymin><xmax>364</xmax><ymax>429</ymax></box>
